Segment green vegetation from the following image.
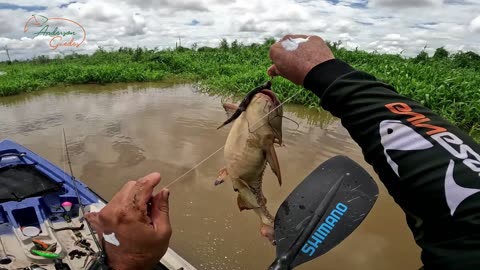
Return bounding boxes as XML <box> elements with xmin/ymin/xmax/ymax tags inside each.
<box><xmin>0</xmin><ymin>39</ymin><xmax>479</xmax><ymax>138</ymax></box>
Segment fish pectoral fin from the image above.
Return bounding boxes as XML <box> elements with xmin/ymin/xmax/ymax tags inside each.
<box><xmin>236</xmin><ymin>192</ymin><xmax>260</xmax><ymax>211</ymax></box>
<box><xmin>237</xmin><ymin>195</ymin><xmax>255</xmax><ymax>211</ymax></box>
<box><xmin>214</xmin><ymin>167</ymin><xmax>228</xmax><ymax>186</ymax></box>
<box><xmin>222</xmin><ymin>103</ymin><xmax>239</xmax><ymax>119</ymax></box>
<box><xmin>266</xmin><ymin>143</ymin><xmax>282</xmax><ymax>186</ymax></box>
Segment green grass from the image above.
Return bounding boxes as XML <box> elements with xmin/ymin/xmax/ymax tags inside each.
<box><xmin>0</xmin><ymin>39</ymin><xmax>479</xmax><ymax>138</ymax></box>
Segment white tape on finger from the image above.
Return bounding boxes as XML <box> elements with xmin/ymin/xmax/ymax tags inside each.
<box><xmin>281</xmin><ymin>36</ymin><xmax>310</xmax><ymax>51</ymax></box>
<box><xmin>104</xmin><ymin>232</ymin><xmax>121</xmax><ymax>246</ymax></box>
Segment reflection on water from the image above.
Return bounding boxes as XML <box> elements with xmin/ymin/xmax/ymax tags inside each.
<box><xmin>0</xmin><ymin>82</ymin><xmax>421</xmax><ymax>270</ymax></box>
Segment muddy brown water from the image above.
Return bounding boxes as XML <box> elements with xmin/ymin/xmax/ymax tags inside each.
<box><xmin>0</xmin><ymin>82</ymin><xmax>421</xmax><ymax>269</ymax></box>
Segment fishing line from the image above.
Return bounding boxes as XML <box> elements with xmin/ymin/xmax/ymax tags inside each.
<box><xmin>248</xmin><ymin>112</ymin><xmax>300</xmax><ymax>135</ymax></box>
<box><xmin>281</xmin><ymin>116</ymin><xmax>300</xmax><ymax>130</ymax></box>
<box><xmin>164</xmin><ymin>89</ymin><xmax>303</xmax><ymax>189</ymax></box>
<box><xmin>245</xmin><ymin>103</ymin><xmax>273</xmax><ymax>134</ymax></box>
<box><xmin>163</xmin><ymin>146</ymin><xmax>224</xmax><ymax>189</ymax></box>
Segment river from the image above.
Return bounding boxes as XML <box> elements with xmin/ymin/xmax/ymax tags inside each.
<box><xmin>0</xmin><ymin>82</ymin><xmax>421</xmax><ymax>270</ymax></box>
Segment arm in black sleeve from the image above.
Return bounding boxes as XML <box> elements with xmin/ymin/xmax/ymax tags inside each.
<box><xmin>303</xmin><ymin>59</ymin><xmax>480</xmax><ymax>270</ymax></box>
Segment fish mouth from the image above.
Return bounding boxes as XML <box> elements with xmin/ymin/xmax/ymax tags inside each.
<box><xmin>259</xmin><ymin>89</ymin><xmax>279</xmax><ymax>106</ymax></box>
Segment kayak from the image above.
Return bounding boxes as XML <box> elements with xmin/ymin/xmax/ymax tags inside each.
<box><xmin>0</xmin><ymin>139</ymin><xmax>197</xmax><ymax>270</ymax></box>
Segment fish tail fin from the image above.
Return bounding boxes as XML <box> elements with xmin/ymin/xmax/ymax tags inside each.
<box><xmin>253</xmin><ymin>208</ymin><xmax>275</xmax><ymax>244</ymax></box>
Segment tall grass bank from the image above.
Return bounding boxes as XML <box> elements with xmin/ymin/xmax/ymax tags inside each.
<box><xmin>0</xmin><ymin>39</ymin><xmax>479</xmax><ymax>137</ymax></box>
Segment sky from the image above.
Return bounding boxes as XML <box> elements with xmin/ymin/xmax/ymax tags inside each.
<box><xmin>0</xmin><ymin>0</ymin><xmax>479</xmax><ymax>60</ymax></box>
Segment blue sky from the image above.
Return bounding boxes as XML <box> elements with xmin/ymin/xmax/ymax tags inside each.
<box><xmin>0</xmin><ymin>3</ymin><xmax>47</xmax><ymax>11</ymax></box>
<box><xmin>0</xmin><ymin>0</ymin><xmax>479</xmax><ymax>60</ymax></box>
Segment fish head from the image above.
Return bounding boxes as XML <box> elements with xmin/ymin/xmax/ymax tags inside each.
<box><xmin>247</xmin><ymin>89</ymin><xmax>280</xmax><ymax>113</ymax></box>
<box><xmin>243</xmin><ymin>89</ymin><xmax>283</xmax><ymax>135</ymax></box>
<box><xmin>219</xmin><ymin>87</ymin><xmax>283</xmax><ymax>138</ymax></box>
<box><xmin>218</xmin><ymin>81</ymin><xmax>278</xmax><ymax>129</ymax></box>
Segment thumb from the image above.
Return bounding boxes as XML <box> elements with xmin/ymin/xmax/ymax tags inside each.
<box><xmin>84</xmin><ymin>212</ymin><xmax>102</xmax><ymax>233</ymax></box>
<box><xmin>84</xmin><ymin>212</ymin><xmax>106</xmax><ymax>244</ymax></box>
<box><xmin>267</xmin><ymin>64</ymin><xmax>280</xmax><ymax>77</ymax></box>
<box><xmin>151</xmin><ymin>189</ymin><xmax>171</xmax><ymax>234</ymax></box>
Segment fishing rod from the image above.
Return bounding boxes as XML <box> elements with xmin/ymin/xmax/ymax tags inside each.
<box><xmin>62</xmin><ymin>129</ymin><xmax>103</xmax><ymax>253</ymax></box>
<box><xmin>63</xmin><ymin>129</ymin><xmax>110</xmax><ymax>270</ymax></box>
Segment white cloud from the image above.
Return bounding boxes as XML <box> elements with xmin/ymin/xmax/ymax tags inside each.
<box><xmin>121</xmin><ymin>0</ymin><xmax>209</xmax><ymax>11</ymax></box>
<box><xmin>238</xmin><ymin>18</ymin><xmax>267</xmax><ymax>32</ymax></box>
<box><xmin>470</xmin><ymin>15</ymin><xmax>480</xmax><ymax>33</ymax></box>
<box><xmin>0</xmin><ymin>0</ymin><xmax>479</xmax><ymax>60</ymax></box>
<box><xmin>383</xmin><ymin>34</ymin><xmax>409</xmax><ymax>41</ymax></box>
<box><xmin>0</xmin><ymin>24</ymin><xmax>11</xmax><ymax>37</ymax></box>
<box><xmin>339</xmin><ymin>33</ymin><xmax>354</xmax><ymax>41</ymax></box>
<box><xmin>308</xmin><ymin>20</ymin><xmax>327</xmax><ymax>32</ymax></box>
<box><xmin>71</xmin><ymin>2</ymin><xmax>124</xmax><ymax>23</ymax></box>
<box><xmin>335</xmin><ymin>20</ymin><xmax>354</xmax><ymax>32</ymax></box>
<box><xmin>97</xmin><ymin>38</ymin><xmax>121</xmax><ymax>48</ymax></box>
<box><xmin>369</xmin><ymin>0</ymin><xmax>443</xmax><ymax>8</ymax></box>
<box><xmin>414</xmin><ymin>39</ymin><xmax>428</xmax><ymax>47</ymax></box>
<box><xmin>123</xmin><ymin>14</ymin><xmax>147</xmax><ymax>36</ymax></box>
<box><xmin>262</xmin><ymin>4</ymin><xmax>310</xmax><ymax>22</ymax></box>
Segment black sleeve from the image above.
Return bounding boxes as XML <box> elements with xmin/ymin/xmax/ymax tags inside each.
<box><xmin>303</xmin><ymin>59</ymin><xmax>480</xmax><ymax>270</ymax></box>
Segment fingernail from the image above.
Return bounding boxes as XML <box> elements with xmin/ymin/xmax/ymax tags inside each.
<box><xmin>162</xmin><ymin>189</ymin><xmax>170</xmax><ymax>199</ymax></box>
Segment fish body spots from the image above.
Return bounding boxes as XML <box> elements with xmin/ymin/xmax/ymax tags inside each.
<box><xmin>246</xmin><ymin>137</ymin><xmax>261</xmax><ymax>148</ymax></box>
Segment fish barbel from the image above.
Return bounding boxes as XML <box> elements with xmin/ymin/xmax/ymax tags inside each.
<box><xmin>215</xmin><ymin>83</ymin><xmax>283</xmax><ymax>244</ymax></box>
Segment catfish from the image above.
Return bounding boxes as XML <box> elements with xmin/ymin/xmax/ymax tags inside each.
<box><xmin>215</xmin><ymin>82</ymin><xmax>283</xmax><ymax>244</ymax></box>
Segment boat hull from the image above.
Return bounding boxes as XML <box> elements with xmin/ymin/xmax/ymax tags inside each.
<box><xmin>0</xmin><ymin>139</ymin><xmax>196</xmax><ymax>270</ymax></box>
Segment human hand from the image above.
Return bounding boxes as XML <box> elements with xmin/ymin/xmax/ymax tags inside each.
<box><xmin>267</xmin><ymin>34</ymin><xmax>335</xmax><ymax>85</ymax></box>
<box><xmin>84</xmin><ymin>172</ymin><xmax>171</xmax><ymax>270</ymax></box>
